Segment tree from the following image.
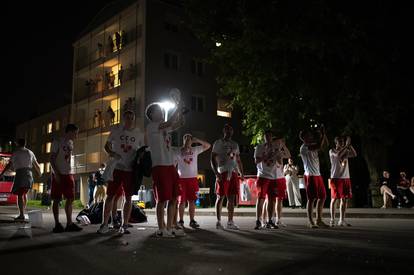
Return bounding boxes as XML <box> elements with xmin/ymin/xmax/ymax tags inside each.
<box><xmin>184</xmin><ymin>0</ymin><xmax>413</xmax><ymax>191</ymax></box>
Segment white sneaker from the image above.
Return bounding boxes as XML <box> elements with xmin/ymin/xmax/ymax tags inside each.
<box><xmin>97</xmin><ymin>224</ymin><xmax>109</xmax><ymax>234</ymax></box>
<box><xmin>276</xmin><ymin>221</ymin><xmax>287</xmax><ymax>227</ymax></box>
<box><xmin>172</xmin><ymin>228</ymin><xmax>186</xmax><ymax>237</ymax></box>
<box><xmin>154</xmin><ymin>229</ymin><xmax>175</xmax><ymax>238</ymax></box>
<box><xmin>338</xmin><ymin>220</ymin><xmax>351</xmax><ymax>227</ymax></box>
<box><xmin>329</xmin><ymin>220</ymin><xmax>335</xmax><ymax>227</ymax></box>
<box><xmin>226</xmin><ymin>221</ymin><xmax>239</xmax><ymax>230</ymax></box>
<box><xmin>216</xmin><ymin>221</ymin><xmax>224</xmax><ymax>230</ymax></box>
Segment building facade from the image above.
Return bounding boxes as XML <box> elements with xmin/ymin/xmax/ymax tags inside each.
<box><xmin>71</xmin><ymin>0</ymin><xmax>253</xmax><ymax>206</ymax></box>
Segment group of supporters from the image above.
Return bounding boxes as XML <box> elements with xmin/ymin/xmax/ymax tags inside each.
<box><xmin>2</xmin><ymin>99</ymin><xmax>361</xmax><ymax>236</ymax></box>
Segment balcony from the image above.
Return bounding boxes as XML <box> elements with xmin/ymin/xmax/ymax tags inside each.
<box><xmin>75</xmin><ymin>25</ymin><xmax>143</xmax><ymax>71</ymax></box>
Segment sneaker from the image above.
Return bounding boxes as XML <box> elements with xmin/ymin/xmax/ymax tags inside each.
<box><xmin>254</xmin><ymin>220</ymin><xmax>262</xmax><ymax>230</ymax></box>
<box><xmin>52</xmin><ymin>223</ymin><xmax>65</xmax><ymax>233</ymax></box>
<box><xmin>65</xmin><ymin>223</ymin><xmax>83</xmax><ymax>232</ymax></box>
<box><xmin>316</xmin><ymin>220</ymin><xmax>329</xmax><ymax>228</ymax></box>
<box><xmin>177</xmin><ymin>220</ymin><xmax>185</xmax><ymax>229</ymax></box>
<box><xmin>97</xmin><ymin>224</ymin><xmax>110</xmax><ymax>234</ymax></box>
<box><xmin>329</xmin><ymin>220</ymin><xmax>335</xmax><ymax>227</ymax></box>
<box><xmin>172</xmin><ymin>228</ymin><xmax>186</xmax><ymax>237</ymax></box>
<box><xmin>276</xmin><ymin>220</ymin><xmax>287</xmax><ymax>227</ymax></box>
<box><xmin>118</xmin><ymin>225</ymin><xmax>131</xmax><ymax>235</ymax></box>
<box><xmin>216</xmin><ymin>221</ymin><xmax>224</xmax><ymax>230</ymax></box>
<box><xmin>266</xmin><ymin>220</ymin><xmax>278</xmax><ymax>229</ymax></box>
<box><xmin>111</xmin><ymin>221</ymin><xmax>121</xmax><ymax>229</ymax></box>
<box><xmin>227</xmin><ymin>221</ymin><xmax>239</xmax><ymax>230</ymax></box>
<box><xmin>14</xmin><ymin>216</ymin><xmax>26</xmax><ymax>222</ymax></box>
<box><xmin>189</xmin><ymin>220</ymin><xmax>200</xmax><ymax>229</ymax></box>
<box><xmin>154</xmin><ymin>229</ymin><xmax>175</xmax><ymax>238</ymax></box>
<box><xmin>337</xmin><ymin>220</ymin><xmax>351</xmax><ymax>227</ymax></box>
<box><xmin>308</xmin><ymin>222</ymin><xmax>319</xmax><ymax>229</ymax></box>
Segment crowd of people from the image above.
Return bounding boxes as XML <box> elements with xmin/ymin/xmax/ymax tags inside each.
<box><xmin>2</xmin><ymin>99</ymin><xmax>413</xmax><ymax>236</ymax></box>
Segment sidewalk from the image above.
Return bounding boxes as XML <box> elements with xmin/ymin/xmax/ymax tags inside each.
<box><xmin>1</xmin><ymin>205</ymin><xmax>413</xmax><ymax>222</ymax></box>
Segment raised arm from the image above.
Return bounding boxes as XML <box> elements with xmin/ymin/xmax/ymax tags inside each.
<box><xmin>193</xmin><ymin>137</ymin><xmax>211</xmax><ymax>152</ymax></box>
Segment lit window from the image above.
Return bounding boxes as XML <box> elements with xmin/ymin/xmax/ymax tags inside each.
<box><xmin>45</xmin><ymin>162</ymin><xmax>51</xmax><ymax>173</ymax></box>
<box><xmin>39</xmin><ymin>183</ymin><xmax>44</xmax><ymax>193</ymax></box>
<box><xmin>217</xmin><ymin>99</ymin><xmax>232</xmax><ymax>118</ymax></box>
<box><xmin>112</xmin><ymin>64</ymin><xmax>121</xmax><ymax>87</ymax></box>
<box><xmin>87</xmin><ymin>152</ymin><xmax>100</xmax><ymax>164</ymax></box>
<box><xmin>110</xmin><ymin>98</ymin><xmax>120</xmax><ymax>125</ymax></box>
<box><xmin>39</xmin><ymin>163</ymin><xmax>44</xmax><ymax>174</ymax></box>
<box><xmin>47</xmin><ymin>122</ymin><xmax>53</xmax><ymax>133</ymax></box>
<box><xmin>46</xmin><ymin>142</ymin><xmax>52</xmax><ymax>153</ymax></box>
<box><xmin>55</xmin><ymin>120</ymin><xmax>60</xmax><ymax>131</ymax></box>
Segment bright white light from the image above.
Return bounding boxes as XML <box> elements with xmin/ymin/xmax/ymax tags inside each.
<box><xmin>158</xmin><ymin>101</ymin><xmax>176</xmax><ymax>121</ymax></box>
<box><xmin>216</xmin><ymin>42</ymin><xmax>222</xmax><ymax>47</ymax></box>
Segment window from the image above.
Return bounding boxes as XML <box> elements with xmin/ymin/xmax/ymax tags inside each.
<box><xmin>191</xmin><ymin>95</ymin><xmax>205</xmax><ymax>112</ymax></box>
<box><xmin>164</xmin><ymin>52</ymin><xmax>179</xmax><ymax>71</ymax></box>
<box><xmin>46</xmin><ymin>142</ymin><xmax>52</xmax><ymax>153</ymax></box>
<box><xmin>55</xmin><ymin>120</ymin><xmax>60</xmax><ymax>131</ymax></box>
<box><xmin>191</xmin><ymin>59</ymin><xmax>205</xmax><ymax>77</ymax></box>
<box><xmin>47</xmin><ymin>122</ymin><xmax>53</xmax><ymax>133</ymax></box>
<box><xmin>45</xmin><ymin>162</ymin><xmax>51</xmax><ymax>173</ymax></box>
<box><xmin>39</xmin><ymin>163</ymin><xmax>44</xmax><ymax>174</ymax></box>
<box><xmin>164</xmin><ymin>21</ymin><xmax>178</xmax><ymax>32</ymax></box>
<box><xmin>217</xmin><ymin>98</ymin><xmax>232</xmax><ymax>118</ymax></box>
<box><xmin>110</xmin><ymin>98</ymin><xmax>120</xmax><ymax>125</ymax></box>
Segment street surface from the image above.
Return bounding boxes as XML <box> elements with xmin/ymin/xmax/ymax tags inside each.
<box><xmin>1</xmin><ymin>207</ymin><xmax>413</xmax><ymax>275</ymax></box>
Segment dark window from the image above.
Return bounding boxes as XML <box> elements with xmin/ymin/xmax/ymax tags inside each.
<box><xmin>191</xmin><ymin>95</ymin><xmax>205</xmax><ymax>112</ymax></box>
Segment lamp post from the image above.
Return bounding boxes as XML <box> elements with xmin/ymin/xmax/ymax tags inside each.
<box><xmin>158</xmin><ymin>101</ymin><xmax>176</xmax><ymax>122</ymax></box>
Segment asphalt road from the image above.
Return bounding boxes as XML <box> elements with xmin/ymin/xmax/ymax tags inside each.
<box><xmin>0</xmin><ymin>213</ymin><xmax>413</xmax><ymax>275</ymax></box>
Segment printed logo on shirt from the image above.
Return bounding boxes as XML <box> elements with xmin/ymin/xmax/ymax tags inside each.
<box><xmin>120</xmin><ymin>135</ymin><xmax>136</xmax><ymax>153</ymax></box>
<box><xmin>181</xmin><ymin>150</ymin><xmax>194</xmax><ymax>165</ymax></box>
<box><xmin>62</xmin><ymin>145</ymin><xmax>72</xmax><ymax>162</ymax></box>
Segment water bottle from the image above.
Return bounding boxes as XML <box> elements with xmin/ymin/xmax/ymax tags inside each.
<box><xmin>195</xmin><ymin>192</ymin><xmax>200</xmax><ymax>207</ymax></box>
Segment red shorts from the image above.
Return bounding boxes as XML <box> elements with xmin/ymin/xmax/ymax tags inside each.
<box><xmin>276</xmin><ymin>178</ymin><xmax>287</xmax><ymax>200</ymax></box>
<box><xmin>107</xmin><ymin>169</ymin><xmax>134</xmax><ymax>197</ymax></box>
<box><xmin>256</xmin><ymin>177</ymin><xmax>277</xmax><ymax>200</ymax></box>
<box><xmin>216</xmin><ymin>172</ymin><xmax>239</xmax><ymax>197</ymax></box>
<box><xmin>152</xmin><ymin>165</ymin><xmax>180</xmax><ymax>202</ymax></box>
<box><xmin>304</xmin><ymin>175</ymin><xmax>326</xmax><ymax>200</ymax></box>
<box><xmin>12</xmin><ymin>188</ymin><xmax>29</xmax><ymax>196</ymax></box>
<box><xmin>330</xmin><ymin>178</ymin><xmax>352</xmax><ymax>199</ymax></box>
<box><xmin>51</xmin><ymin>174</ymin><xmax>75</xmax><ymax>200</ymax></box>
<box><xmin>178</xmin><ymin>177</ymin><xmax>199</xmax><ymax>203</ymax></box>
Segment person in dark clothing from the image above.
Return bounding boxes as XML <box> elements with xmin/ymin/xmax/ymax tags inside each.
<box><xmin>87</xmin><ymin>173</ymin><xmax>96</xmax><ymax>207</ymax></box>
<box><xmin>396</xmin><ymin>171</ymin><xmax>410</xmax><ymax>208</ymax></box>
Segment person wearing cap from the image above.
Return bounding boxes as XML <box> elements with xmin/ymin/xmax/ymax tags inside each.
<box><xmin>211</xmin><ymin>124</ymin><xmax>244</xmax><ymax>230</ymax></box>
<box><xmin>97</xmin><ymin>109</ymin><xmax>144</xmax><ymax>235</ymax></box>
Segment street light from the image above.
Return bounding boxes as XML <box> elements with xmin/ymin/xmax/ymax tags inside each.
<box><xmin>158</xmin><ymin>101</ymin><xmax>176</xmax><ymax>121</ymax></box>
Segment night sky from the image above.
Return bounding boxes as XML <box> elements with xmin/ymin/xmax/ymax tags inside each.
<box><xmin>1</xmin><ymin>1</ymin><xmax>114</xmax><ymax>137</ymax></box>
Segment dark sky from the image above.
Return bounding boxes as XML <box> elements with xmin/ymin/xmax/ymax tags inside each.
<box><xmin>1</xmin><ymin>1</ymin><xmax>114</xmax><ymax>137</ymax></box>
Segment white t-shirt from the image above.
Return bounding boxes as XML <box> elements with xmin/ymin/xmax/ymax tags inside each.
<box><xmin>51</xmin><ymin>138</ymin><xmax>74</xmax><ymax>175</ymax></box>
<box><xmin>254</xmin><ymin>143</ymin><xmax>277</xmax><ymax>179</ymax></box>
<box><xmin>107</xmin><ymin>125</ymin><xmax>144</xmax><ymax>171</ymax></box>
<box><xmin>11</xmin><ymin>148</ymin><xmax>37</xmax><ymax>170</ymax></box>
<box><xmin>275</xmin><ymin>164</ymin><xmax>284</xmax><ymax>179</ymax></box>
<box><xmin>146</xmin><ymin>122</ymin><xmax>174</xmax><ymax>167</ymax></box>
<box><xmin>173</xmin><ymin>145</ymin><xmax>204</xmax><ymax>178</ymax></box>
<box><xmin>300</xmin><ymin>144</ymin><xmax>320</xmax><ymax>176</ymax></box>
<box><xmin>329</xmin><ymin>149</ymin><xmax>350</xmax><ymax>179</ymax></box>
<box><xmin>212</xmin><ymin>139</ymin><xmax>240</xmax><ymax>174</ymax></box>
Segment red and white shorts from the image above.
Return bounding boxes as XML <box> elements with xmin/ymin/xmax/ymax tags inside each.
<box><xmin>152</xmin><ymin>165</ymin><xmax>180</xmax><ymax>202</ymax></box>
<box><xmin>216</xmin><ymin>172</ymin><xmax>239</xmax><ymax>197</ymax></box>
<box><xmin>275</xmin><ymin>178</ymin><xmax>287</xmax><ymax>200</ymax></box>
<box><xmin>256</xmin><ymin>177</ymin><xmax>277</xmax><ymax>200</ymax></box>
<box><xmin>51</xmin><ymin>174</ymin><xmax>75</xmax><ymax>200</ymax></box>
<box><xmin>304</xmin><ymin>175</ymin><xmax>326</xmax><ymax>200</ymax></box>
<box><xmin>178</xmin><ymin>177</ymin><xmax>199</xmax><ymax>203</ymax></box>
<box><xmin>330</xmin><ymin>178</ymin><xmax>352</xmax><ymax>199</ymax></box>
<box><xmin>106</xmin><ymin>169</ymin><xmax>134</xmax><ymax>197</ymax></box>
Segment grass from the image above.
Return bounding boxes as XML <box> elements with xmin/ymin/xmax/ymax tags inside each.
<box><xmin>27</xmin><ymin>200</ymin><xmax>84</xmax><ymax>209</ymax></box>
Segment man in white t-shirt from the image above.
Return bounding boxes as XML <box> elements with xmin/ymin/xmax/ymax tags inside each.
<box><xmin>299</xmin><ymin>126</ymin><xmax>329</xmax><ymax>228</ymax></box>
<box><xmin>211</xmin><ymin>124</ymin><xmax>244</xmax><ymax>230</ymax></box>
<box><xmin>50</xmin><ymin>124</ymin><xmax>81</xmax><ymax>233</ymax></box>
<box><xmin>329</xmin><ymin>136</ymin><xmax>357</xmax><ymax>227</ymax></box>
<box><xmin>174</xmin><ymin>134</ymin><xmax>210</xmax><ymax>229</ymax></box>
<box><xmin>0</xmin><ymin>139</ymin><xmax>41</xmax><ymax>221</ymax></box>
<box><xmin>98</xmin><ymin>110</ymin><xmax>144</xmax><ymax>234</ymax></box>
<box><xmin>145</xmin><ymin>102</ymin><xmax>184</xmax><ymax>238</ymax></box>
